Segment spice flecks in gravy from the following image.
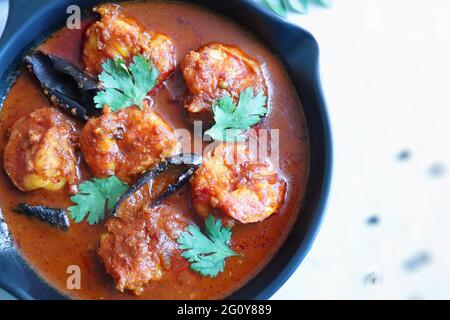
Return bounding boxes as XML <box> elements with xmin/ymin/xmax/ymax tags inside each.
<box><xmin>0</xmin><ymin>2</ymin><xmax>308</xmax><ymax>299</ymax></box>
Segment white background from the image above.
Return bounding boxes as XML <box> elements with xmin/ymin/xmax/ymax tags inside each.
<box><xmin>1</xmin><ymin>0</ymin><xmax>449</xmax><ymax>300</ymax></box>
<box><xmin>271</xmin><ymin>0</ymin><xmax>450</xmax><ymax>299</ymax></box>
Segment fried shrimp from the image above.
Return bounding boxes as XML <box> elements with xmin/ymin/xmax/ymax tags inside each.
<box><xmin>4</xmin><ymin>107</ymin><xmax>79</xmax><ymax>193</ymax></box>
<box><xmin>191</xmin><ymin>142</ymin><xmax>286</xmax><ymax>224</ymax></box>
<box><xmin>181</xmin><ymin>43</ymin><xmax>267</xmax><ymax>123</ymax></box>
<box><xmin>83</xmin><ymin>3</ymin><xmax>175</xmax><ymax>88</ymax></box>
<box><xmin>80</xmin><ymin>107</ymin><xmax>180</xmax><ymax>183</ymax></box>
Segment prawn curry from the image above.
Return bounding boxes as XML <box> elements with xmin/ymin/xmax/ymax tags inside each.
<box><xmin>0</xmin><ymin>2</ymin><xmax>309</xmax><ymax>299</ymax></box>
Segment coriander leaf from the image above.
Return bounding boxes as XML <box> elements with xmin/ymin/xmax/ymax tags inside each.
<box><xmin>177</xmin><ymin>215</ymin><xmax>238</xmax><ymax>277</ymax></box>
<box><xmin>284</xmin><ymin>0</ymin><xmax>308</xmax><ymax>14</ymax></box>
<box><xmin>316</xmin><ymin>0</ymin><xmax>333</xmax><ymax>7</ymax></box>
<box><xmin>94</xmin><ymin>55</ymin><xmax>159</xmax><ymax>111</ymax></box>
<box><xmin>262</xmin><ymin>0</ymin><xmax>331</xmax><ymax>16</ymax></box>
<box><xmin>263</xmin><ymin>0</ymin><xmax>288</xmax><ymax>17</ymax></box>
<box><xmin>204</xmin><ymin>87</ymin><xmax>268</xmax><ymax>142</ymax></box>
<box><xmin>68</xmin><ymin>176</ymin><xmax>128</xmax><ymax>225</ymax></box>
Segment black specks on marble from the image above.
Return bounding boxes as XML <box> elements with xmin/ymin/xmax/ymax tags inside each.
<box><xmin>366</xmin><ymin>215</ymin><xmax>380</xmax><ymax>226</ymax></box>
<box><xmin>429</xmin><ymin>163</ymin><xmax>446</xmax><ymax>178</ymax></box>
<box><xmin>364</xmin><ymin>270</ymin><xmax>383</xmax><ymax>286</ymax></box>
<box><xmin>403</xmin><ymin>251</ymin><xmax>432</xmax><ymax>272</ymax></box>
<box><xmin>397</xmin><ymin>149</ymin><xmax>412</xmax><ymax>161</ymax></box>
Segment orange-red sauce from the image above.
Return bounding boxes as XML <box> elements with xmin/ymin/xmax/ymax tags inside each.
<box><xmin>0</xmin><ymin>1</ymin><xmax>309</xmax><ymax>299</ymax></box>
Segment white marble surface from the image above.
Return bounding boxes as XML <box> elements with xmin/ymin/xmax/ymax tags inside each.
<box><xmin>0</xmin><ymin>0</ymin><xmax>8</xmax><ymax>36</ymax></box>
<box><xmin>272</xmin><ymin>0</ymin><xmax>450</xmax><ymax>300</ymax></box>
<box><xmin>0</xmin><ymin>0</ymin><xmax>449</xmax><ymax>300</ymax></box>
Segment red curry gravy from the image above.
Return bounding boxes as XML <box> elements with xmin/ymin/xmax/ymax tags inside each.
<box><xmin>0</xmin><ymin>1</ymin><xmax>309</xmax><ymax>299</ymax></box>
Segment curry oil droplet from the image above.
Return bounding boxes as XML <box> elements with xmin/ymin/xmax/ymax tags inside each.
<box><xmin>218</xmin><ymin>80</ymin><xmax>229</xmax><ymax>89</ymax></box>
<box><xmin>189</xmin><ymin>293</ymin><xmax>197</xmax><ymax>300</ymax></box>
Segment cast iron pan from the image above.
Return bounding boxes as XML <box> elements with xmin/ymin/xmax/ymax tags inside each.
<box><xmin>0</xmin><ymin>0</ymin><xmax>332</xmax><ymax>300</ymax></box>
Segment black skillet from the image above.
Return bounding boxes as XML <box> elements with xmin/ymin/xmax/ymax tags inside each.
<box><xmin>0</xmin><ymin>0</ymin><xmax>332</xmax><ymax>300</ymax></box>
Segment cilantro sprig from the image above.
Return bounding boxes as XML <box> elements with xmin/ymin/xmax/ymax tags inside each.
<box><xmin>68</xmin><ymin>176</ymin><xmax>128</xmax><ymax>225</ymax></box>
<box><xmin>205</xmin><ymin>87</ymin><xmax>268</xmax><ymax>142</ymax></box>
<box><xmin>94</xmin><ymin>55</ymin><xmax>159</xmax><ymax>111</ymax></box>
<box><xmin>263</xmin><ymin>0</ymin><xmax>332</xmax><ymax>17</ymax></box>
<box><xmin>177</xmin><ymin>215</ymin><xmax>239</xmax><ymax>277</ymax></box>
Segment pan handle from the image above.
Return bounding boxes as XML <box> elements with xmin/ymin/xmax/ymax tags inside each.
<box><xmin>0</xmin><ymin>248</ymin><xmax>65</xmax><ymax>300</ymax></box>
<box><xmin>0</xmin><ymin>210</ymin><xmax>63</xmax><ymax>299</ymax></box>
<box><xmin>0</xmin><ymin>215</ymin><xmax>32</xmax><ymax>299</ymax></box>
<box><xmin>0</xmin><ymin>0</ymin><xmax>52</xmax><ymax>44</ymax></box>
<box><xmin>0</xmin><ymin>250</ymin><xmax>32</xmax><ymax>300</ymax></box>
